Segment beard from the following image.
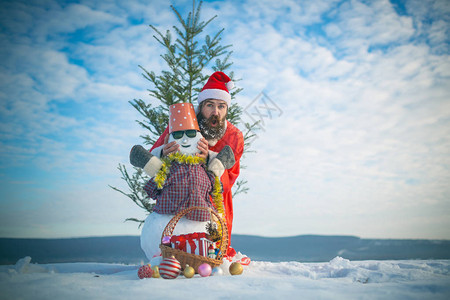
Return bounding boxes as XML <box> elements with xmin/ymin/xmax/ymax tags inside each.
<box><xmin>197</xmin><ymin>113</ymin><xmax>226</xmax><ymax>141</ymax></box>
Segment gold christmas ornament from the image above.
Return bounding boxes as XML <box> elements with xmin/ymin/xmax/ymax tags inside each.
<box><xmin>229</xmin><ymin>262</ymin><xmax>243</xmax><ymax>275</ymax></box>
<box><xmin>151</xmin><ymin>265</ymin><xmax>160</xmax><ymax>278</ymax></box>
<box><xmin>183</xmin><ymin>264</ymin><xmax>195</xmax><ymax>278</ymax></box>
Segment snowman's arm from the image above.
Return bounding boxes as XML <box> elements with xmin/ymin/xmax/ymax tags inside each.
<box><xmin>207</xmin><ymin>150</ymin><xmax>219</xmax><ymax>163</ymax></box>
<box><xmin>207</xmin><ymin>145</ymin><xmax>235</xmax><ymax>178</ymax></box>
<box><xmin>150</xmin><ymin>145</ymin><xmax>164</xmax><ymax>158</ymax></box>
<box><xmin>130</xmin><ymin>145</ymin><xmax>163</xmax><ymax>177</ymax></box>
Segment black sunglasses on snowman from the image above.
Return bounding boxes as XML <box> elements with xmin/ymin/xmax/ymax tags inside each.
<box><xmin>171</xmin><ymin>130</ymin><xmax>198</xmax><ymax>139</ymax></box>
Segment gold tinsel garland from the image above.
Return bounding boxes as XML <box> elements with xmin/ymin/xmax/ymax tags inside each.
<box><xmin>152</xmin><ymin>152</ymin><xmax>225</xmax><ymax>220</ymax></box>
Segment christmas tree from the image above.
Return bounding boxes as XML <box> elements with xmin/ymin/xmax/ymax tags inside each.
<box><xmin>111</xmin><ymin>1</ymin><xmax>257</xmax><ymax>226</ymax></box>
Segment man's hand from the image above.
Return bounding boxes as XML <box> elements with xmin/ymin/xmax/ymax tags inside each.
<box><xmin>196</xmin><ymin>137</ymin><xmax>209</xmax><ymax>160</ymax></box>
<box><xmin>161</xmin><ymin>134</ymin><xmax>179</xmax><ymax>157</ymax></box>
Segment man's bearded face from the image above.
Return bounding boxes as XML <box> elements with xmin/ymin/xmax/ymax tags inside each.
<box><xmin>197</xmin><ymin>110</ymin><xmax>226</xmax><ymax>141</ymax></box>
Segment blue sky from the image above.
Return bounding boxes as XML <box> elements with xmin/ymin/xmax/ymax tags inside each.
<box><xmin>1</xmin><ymin>0</ymin><xmax>449</xmax><ymax>239</ymax></box>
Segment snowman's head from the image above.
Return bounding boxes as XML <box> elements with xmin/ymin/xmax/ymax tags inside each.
<box><xmin>168</xmin><ymin>129</ymin><xmax>203</xmax><ymax>155</ymax></box>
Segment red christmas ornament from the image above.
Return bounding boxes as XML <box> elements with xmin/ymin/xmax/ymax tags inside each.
<box><xmin>159</xmin><ymin>256</ymin><xmax>182</xmax><ymax>279</ymax></box>
<box><xmin>138</xmin><ymin>264</ymin><xmax>154</xmax><ymax>279</ymax></box>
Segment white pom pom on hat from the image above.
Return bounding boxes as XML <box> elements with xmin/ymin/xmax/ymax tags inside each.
<box><xmin>198</xmin><ymin>71</ymin><xmax>234</xmax><ymax>108</ymax></box>
<box><xmin>226</xmin><ymin>80</ymin><xmax>234</xmax><ymax>91</ymax></box>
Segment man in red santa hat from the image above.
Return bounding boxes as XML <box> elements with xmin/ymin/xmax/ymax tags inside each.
<box><xmin>149</xmin><ymin>71</ymin><xmax>246</xmax><ymax>261</ymax></box>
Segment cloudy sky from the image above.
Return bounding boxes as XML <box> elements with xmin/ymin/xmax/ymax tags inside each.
<box><xmin>1</xmin><ymin>0</ymin><xmax>449</xmax><ymax>240</ymax></box>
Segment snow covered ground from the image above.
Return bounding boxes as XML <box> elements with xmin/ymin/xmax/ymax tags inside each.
<box><xmin>1</xmin><ymin>256</ymin><xmax>449</xmax><ymax>299</ymax></box>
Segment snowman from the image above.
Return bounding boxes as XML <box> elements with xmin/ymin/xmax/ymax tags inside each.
<box><xmin>129</xmin><ymin>103</ymin><xmax>235</xmax><ymax>265</ymax></box>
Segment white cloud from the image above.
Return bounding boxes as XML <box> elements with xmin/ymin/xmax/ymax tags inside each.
<box><xmin>336</xmin><ymin>0</ymin><xmax>414</xmax><ymax>44</ymax></box>
<box><xmin>31</xmin><ymin>3</ymin><xmax>124</xmax><ymax>39</ymax></box>
<box><xmin>221</xmin><ymin>0</ymin><xmax>450</xmax><ymax>238</ymax></box>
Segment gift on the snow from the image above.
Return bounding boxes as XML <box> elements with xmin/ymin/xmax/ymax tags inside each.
<box><xmin>170</xmin><ymin>233</ymin><xmax>212</xmax><ymax>256</ymax></box>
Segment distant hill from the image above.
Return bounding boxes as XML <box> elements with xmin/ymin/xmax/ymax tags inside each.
<box><xmin>0</xmin><ymin>236</ymin><xmax>145</xmax><ymax>265</ymax></box>
<box><xmin>231</xmin><ymin>235</ymin><xmax>450</xmax><ymax>262</ymax></box>
<box><xmin>1</xmin><ymin>235</ymin><xmax>449</xmax><ymax>265</ymax></box>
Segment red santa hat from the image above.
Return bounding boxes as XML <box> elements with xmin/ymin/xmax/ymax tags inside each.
<box><xmin>197</xmin><ymin>71</ymin><xmax>234</xmax><ymax>108</ymax></box>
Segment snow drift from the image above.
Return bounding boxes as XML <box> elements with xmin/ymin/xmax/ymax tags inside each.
<box><xmin>1</xmin><ymin>256</ymin><xmax>449</xmax><ymax>299</ymax></box>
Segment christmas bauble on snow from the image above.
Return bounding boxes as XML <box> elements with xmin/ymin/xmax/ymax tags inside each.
<box><xmin>197</xmin><ymin>263</ymin><xmax>212</xmax><ymax>277</ymax></box>
<box><xmin>159</xmin><ymin>256</ymin><xmax>181</xmax><ymax>279</ymax></box>
<box><xmin>151</xmin><ymin>265</ymin><xmax>160</xmax><ymax>278</ymax></box>
<box><xmin>229</xmin><ymin>262</ymin><xmax>243</xmax><ymax>275</ymax></box>
<box><xmin>211</xmin><ymin>267</ymin><xmax>223</xmax><ymax>276</ymax></box>
<box><xmin>138</xmin><ymin>264</ymin><xmax>153</xmax><ymax>279</ymax></box>
<box><xmin>183</xmin><ymin>264</ymin><xmax>195</xmax><ymax>278</ymax></box>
